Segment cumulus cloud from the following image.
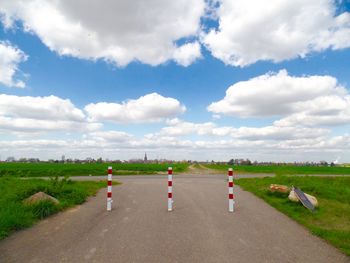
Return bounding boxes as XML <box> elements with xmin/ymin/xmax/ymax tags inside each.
<box><xmin>0</xmin><ymin>94</ymin><xmax>101</xmax><ymax>132</ymax></box>
<box><xmin>0</xmin><ymin>94</ymin><xmax>85</xmax><ymax>121</ymax></box>
<box><xmin>85</xmin><ymin>93</ymin><xmax>186</xmax><ymax>123</ymax></box>
<box><xmin>0</xmin><ymin>139</ymin><xmax>69</xmax><ymax>148</ymax></box>
<box><xmin>231</xmin><ymin>126</ymin><xmax>328</xmax><ymax>140</ymax></box>
<box><xmin>275</xmin><ymin>95</ymin><xmax>350</xmax><ymax>127</ymax></box>
<box><xmin>208</xmin><ymin>70</ymin><xmax>350</xmax><ymax>127</ymax></box>
<box><xmin>159</xmin><ymin>119</ymin><xmax>329</xmax><ymax>140</ymax></box>
<box><xmin>161</xmin><ymin>119</ymin><xmax>216</xmax><ymax>136</ymax></box>
<box><xmin>89</xmin><ymin>131</ymin><xmax>133</xmax><ymax>142</ymax></box>
<box><xmin>173</xmin><ymin>42</ymin><xmax>202</xmax><ymax>66</ymax></box>
<box><xmin>0</xmin><ymin>41</ymin><xmax>28</xmax><ymax>88</ymax></box>
<box><xmin>202</xmin><ymin>0</ymin><xmax>350</xmax><ymax>66</ymax></box>
<box><xmin>0</xmin><ymin>116</ymin><xmax>100</xmax><ymax>132</ymax></box>
<box><xmin>0</xmin><ymin>0</ymin><xmax>204</xmax><ymax>67</ymax></box>
<box><xmin>2</xmin><ymin>0</ymin><xmax>350</xmax><ymax>68</ymax></box>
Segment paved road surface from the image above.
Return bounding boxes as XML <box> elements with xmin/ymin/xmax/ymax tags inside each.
<box><xmin>0</xmin><ymin>174</ymin><xmax>348</xmax><ymax>263</ymax></box>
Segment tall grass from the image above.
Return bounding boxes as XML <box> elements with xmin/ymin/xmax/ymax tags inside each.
<box><xmin>0</xmin><ymin>162</ymin><xmax>189</xmax><ymax>177</ymax></box>
<box><xmin>0</xmin><ymin>177</ymin><xmax>114</xmax><ymax>239</ymax></box>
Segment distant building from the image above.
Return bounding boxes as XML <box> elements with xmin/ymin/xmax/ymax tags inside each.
<box><xmin>6</xmin><ymin>156</ymin><xmax>16</xmax><ymax>162</ymax></box>
<box><xmin>85</xmin><ymin>157</ymin><xmax>94</xmax><ymax>163</ymax></box>
<box><xmin>144</xmin><ymin>152</ymin><xmax>148</xmax><ymax>163</ymax></box>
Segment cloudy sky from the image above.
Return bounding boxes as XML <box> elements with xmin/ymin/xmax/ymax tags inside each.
<box><xmin>0</xmin><ymin>0</ymin><xmax>350</xmax><ymax>162</ymax></box>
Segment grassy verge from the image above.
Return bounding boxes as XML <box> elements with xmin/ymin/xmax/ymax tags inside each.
<box><xmin>205</xmin><ymin>164</ymin><xmax>350</xmax><ymax>175</ymax></box>
<box><xmin>0</xmin><ymin>176</ymin><xmax>118</xmax><ymax>240</ymax></box>
<box><xmin>0</xmin><ymin>163</ymin><xmax>189</xmax><ymax>177</ymax></box>
<box><xmin>235</xmin><ymin>176</ymin><xmax>350</xmax><ymax>256</ymax></box>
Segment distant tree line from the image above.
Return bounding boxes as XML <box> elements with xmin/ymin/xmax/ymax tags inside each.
<box><xmin>226</xmin><ymin>158</ymin><xmax>336</xmax><ymax>167</ymax></box>
<box><xmin>1</xmin><ymin>156</ymin><xmax>337</xmax><ymax>167</ymax></box>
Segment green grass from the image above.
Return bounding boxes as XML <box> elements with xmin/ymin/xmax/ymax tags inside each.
<box><xmin>235</xmin><ymin>176</ymin><xmax>350</xmax><ymax>256</ymax></box>
<box><xmin>0</xmin><ymin>177</ymin><xmax>117</xmax><ymax>239</ymax></box>
<box><xmin>0</xmin><ymin>162</ymin><xmax>189</xmax><ymax>177</ymax></box>
<box><xmin>205</xmin><ymin>164</ymin><xmax>350</xmax><ymax>175</ymax></box>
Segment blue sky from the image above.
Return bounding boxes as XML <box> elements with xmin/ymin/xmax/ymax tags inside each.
<box><xmin>0</xmin><ymin>0</ymin><xmax>350</xmax><ymax>162</ymax></box>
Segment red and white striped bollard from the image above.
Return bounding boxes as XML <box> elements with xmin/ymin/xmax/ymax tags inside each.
<box><xmin>228</xmin><ymin>168</ymin><xmax>235</xmax><ymax>212</ymax></box>
<box><xmin>107</xmin><ymin>166</ymin><xmax>113</xmax><ymax>211</ymax></box>
<box><xmin>168</xmin><ymin>167</ymin><xmax>173</xmax><ymax>211</ymax></box>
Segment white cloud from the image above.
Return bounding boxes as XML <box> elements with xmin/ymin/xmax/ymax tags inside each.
<box><xmin>0</xmin><ymin>94</ymin><xmax>85</xmax><ymax>121</ymax></box>
<box><xmin>202</xmin><ymin>0</ymin><xmax>350</xmax><ymax>66</ymax></box>
<box><xmin>161</xmin><ymin>119</ymin><xmax>216</xmax><ymax>136</ymax></box>
<box><xmin>231</xmin><ymin>126</ymin><xmax>328</xmax><ymax>140</ymax></box>
<box><xmin>0</xmin><ymin>116</ymin><xmax>100</xmax><ymax>132</ymax></box>
<box><xmin>173</xmin><ymin>42</ymin><xmax>202</xmax><ymax>66</ymax></box>
<box><xmin>0</xmin><ymin>41</ymin><xmax>28</xmax><ymax>88</ymax></box>
<box><xmin>208</xmin><ymin>70</ymin><xmax>350</xmax><ymax>127</ymax></box>
<box><xmin>0</xmin><ymin>0</ymin><xmax>204</xmax><ymax>67</ymax></box>
<box><xmin>89</xmin><ymin>131</ymin><xmax>133</xmax><ymax>142</ymax></box>
<box><xmin>275</xmin><ymin>95</ymin><xmax>350</xmax><ymax>127</ymax></box>
<box><xmin>85</xmin><ymin>93</ymin><xmax>186</xmax><ymax>123</ymax></box>
<box><xmin>2</xmin><ymin>0</ymin><xmax>349</xmax><ymax>68</ymax></box>
<box><xmin>0</xmin><ymin>94</ymin><xmax>101</xmax><ymax>132</ymax></box>
<box><xmin>159</xmin><ymin>119</ymin><xmax>329</xmax><ymax>140</ymax></box>
<box><xmin>0</xmin><ymin>139</ymin><xmax>69</xmax><ymax>148</ymax></box>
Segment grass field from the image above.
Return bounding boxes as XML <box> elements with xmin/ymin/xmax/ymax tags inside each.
<box><xmin>205</xmin><ymin>164</ymin><xmax>350</xmax><ymax>175</ymax></box>
<box><xmin>0</xmin><ymin>162</ymin><xmax>189</xmax><ymax>177</ymax></box>
<box><xmin>0</xmin><ymin>177</ymin><xmax>116</xmax><ymax>240</ymax></box>
<box><xmin>236</xmin><ymin>176</ymin><xmax>350</xmax><ymax>256</ymax></box>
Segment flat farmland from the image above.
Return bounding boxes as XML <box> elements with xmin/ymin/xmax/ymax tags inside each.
<box><xmin>0</xmin><ymin>163</ymin><xmax>189</xmax><ymax>177</ymax></box>
<box><xmin>204</xmin><ymin>164</ymin><xmax>350</xmax><ymax>175</ymax></box>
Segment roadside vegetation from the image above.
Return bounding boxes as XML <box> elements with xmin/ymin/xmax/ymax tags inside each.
<box><xmin>0</xmin><ymin>162</ymin><xmax>189</xmax><ymax>177</ymax></box>
<box><xmin>236</xmin><ymin>176</ymin><xmax>350</xmax><ymax>256</ymax></box>
<box><xmin>0</xmin><ymin>176</ymin><xmax>117</xmax><ymax>240</ymax></box>
<box><xmin>205</xmin><ymin>164</ymin><xmax>350</xmax><ymax>175</ymax></box>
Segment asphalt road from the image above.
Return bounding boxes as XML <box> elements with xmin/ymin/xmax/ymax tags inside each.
<box><xmin>0</xmin><ymin>174</ymin><xmax>348</xmax><ymax>263</ymax></box>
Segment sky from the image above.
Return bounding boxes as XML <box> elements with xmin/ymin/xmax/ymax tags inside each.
<box><xmin>0</xmin><ymin>0</ymin><xmax>350</xmax><ymax>162</ymax></box>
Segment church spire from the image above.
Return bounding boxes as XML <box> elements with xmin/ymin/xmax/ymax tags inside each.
<box><xmin>144</xmin><ymin>152</ymin><xmax>148</xmax><ymax>163</ymax></box>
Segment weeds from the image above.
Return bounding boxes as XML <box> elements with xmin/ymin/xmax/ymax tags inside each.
<box><xmin>0</xmin><ymin>177</ymin><xmax>114</xmax><ymax>240</ymax></box>
<box><xmin>30</xmin><ymin>200</ymin><xmax>58</xmax><ymax>219</ymax></box>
